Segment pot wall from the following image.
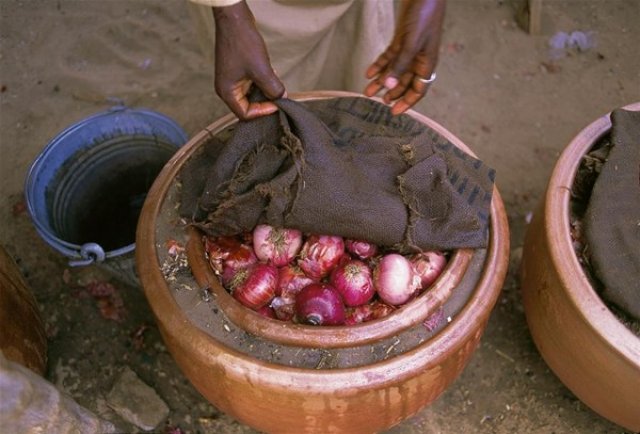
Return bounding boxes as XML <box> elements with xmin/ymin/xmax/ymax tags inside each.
<box><xmin>521</xmin><ymin>103</ymin><xmax>640</xmax><ymax>432</ymax></box>
<box><xmin>155</xmin><ymin>299</ymin><xmax>488</xmax><ymax>433</ymax></box>
<box><xmin>522</xmin><ymin>201</ymin><xmax>640</xmax><ymax>431</ymax></box>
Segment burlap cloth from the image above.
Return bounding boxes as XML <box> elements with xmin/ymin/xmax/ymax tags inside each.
<box><xmin>584</xmin><ymin>108</ymin><xmax>640</xmax><ymax>320</ymax></box>
<box><xmin>180</xmin><ymin>96</ymin><xmax>495</xmax><ymax>253</ymax></box>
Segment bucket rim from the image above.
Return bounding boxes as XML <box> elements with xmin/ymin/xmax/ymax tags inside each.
<box><xmin>24</xmin><ymin>105</ymin><xmax>187</xmax><ymax>260</ymax></box>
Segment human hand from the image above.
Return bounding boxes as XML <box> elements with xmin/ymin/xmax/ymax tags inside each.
<box><xmin>213</xmin><ymin>1</ymin><xmax>286</xmax><ymax>120</ymax></box>
<box><xmin>363</xmin><ymin>0</ymin><xmax>445</xmax><ymax>115</ymax></box>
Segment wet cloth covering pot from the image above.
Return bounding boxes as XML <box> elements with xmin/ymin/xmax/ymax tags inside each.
<box><xmin>181</xmin><ymin>97</ymin><xmax>495</xmax><ymax>252</ymax></box>
<box><xmin>583</xmin><ymin>108</ymin><xmax>640</xmax><ymax>320</ymax></box>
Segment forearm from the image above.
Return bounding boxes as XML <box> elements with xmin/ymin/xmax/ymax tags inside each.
<box><xmin>191</xmin><ymin>0</ymin><xmax>284</xmax><ymax>119</ymax></box>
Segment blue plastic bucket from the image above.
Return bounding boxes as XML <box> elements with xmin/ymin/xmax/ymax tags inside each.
<box><xmin>25</xmin><ymin>106</ymin><xmax>187</xmax><ymax>287</ymax></box>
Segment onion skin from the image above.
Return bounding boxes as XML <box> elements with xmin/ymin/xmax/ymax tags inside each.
<box><xmin>277</xmin><ymin>265</ymin><xmax>315</xmax><ymax>298</ymax></box>
<box><xmin>231</xmin><ymin>263</ymin><xmax>278</xmax><ymax>310</ymax></box>
<box><xmin>253</xmin><ymin>224</ymin><xmax>303</xmax><ymax>267</ymax></box>
<box><xmin>270</xmin><ymin>296</ymin><xmax>296</xmax><ymax>321</ymax></box>
<box><xmin>373</xmin><ymin>253</ymin><xmax>421</xmax><ymax>306</ymax></box>
<box><xmin>298</xmin><ymin>235</ymin><xmax>345</xmax><ymax>280</ymax></box>
<box><xmin>269</xmin><ymin>265</ymin><xmax>314</xmax><ymax>321</ymax></box>
<box><xmin>345</xmin><ymin>239</ymin><xmax>379</xmax><ymax>260</ymax></box>
<box><xmin>344</xmin><ymin>305</ymin><xmax>371</xmax><ymax>326</ymax></box>
<box><xmin>255</xmin><ymin>305</ymin><xmax>277</xmax><ymax>319</ymax></box>
<box><xmin>369</xmin><ymin>300</ymin><xmax>396</xmax><ymax>320</ymax></box>
<box><xmin>203</xmin><ymin>235</ymin><xmax>233</xmax><ymax>274</ymax></box>
<box><xmin>423</xmin><ymin>307</ymin><xmax>446</xmax><ymax>332</ymax></box>
<box><xmin>295</xmin><ymin>283</ymin><xmax>346</xmax><ymax>326</ymax></box>
<box><xmin>411</xmin><ymin>251</ymin><xmax>447</xmax><ymax>290</ymax></box>
<box><xmin>204</xmin><ymin>235</ymin><xmax>258</xmax><ymax>286</ymax></box>
<box><xmin>345</xmin><ymin>300</ymin><xmax>395</xmax><ymax>325</ymax></box>
<box><xmin>329</xmin><ymin>259</ymin><xmax>375</xmax><ymax>307</ymax></box>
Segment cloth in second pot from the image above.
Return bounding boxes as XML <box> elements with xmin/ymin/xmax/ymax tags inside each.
<box><xmin>584</xmin><ymin>108</ymin><xmax>640</xmax><ymax>320</ymax></box>
<box><xmin>181</xmin><ymin>96</ymin><xmax>495</xmax><ymax>252</ymax></box>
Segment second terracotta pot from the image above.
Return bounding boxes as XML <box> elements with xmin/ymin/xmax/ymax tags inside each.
<box><xmin>521</xmin><ymin>102</ymin><xmax>640</xmax><ymax>432</ymax></box>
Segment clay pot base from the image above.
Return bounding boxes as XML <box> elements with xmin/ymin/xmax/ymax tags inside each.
<box><xmin>155</xmin><ymin>174</ymin><xmax>487</xmax><ymax>370</ymax></box>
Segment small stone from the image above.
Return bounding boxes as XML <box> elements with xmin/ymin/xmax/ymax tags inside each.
<box><xmin>106</xmin><ymin>366</ymin><xmax>169</xmax><ymax>431</ymax></box>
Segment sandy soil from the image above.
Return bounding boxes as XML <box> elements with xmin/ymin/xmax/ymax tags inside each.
<box><xmin>1</xmin><ymin>0</ymin><xmax>639</xmax><ymax>433</ymax></box>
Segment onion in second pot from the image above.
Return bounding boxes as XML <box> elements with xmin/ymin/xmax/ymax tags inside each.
<box><xmin>277</xmin><ymin>264</ymin><xmax>316</xmax><ymax>298</ymax></box>
<box><xmin>345</xmin><ymin>239</ymin><xmax>378</xmax><ymax>260</ymax></box>
<box><xmin>329</xmin><ymin>259</ymin><xmax>375</xmax><ymax>307</ymax></box>
<box><xmin>204</xmin><ymin>235</ymin><xmax>258</xmax><ymax>286</ymax></box>
<box><xmin>204</xmin><ymin>235</ymin><xmax>255</xmax><ymax>276</ymax></box>
<box><xmin>252</xmin><ymin>224</ymin><xmax>303</xmax><ymax>267</ymax></box>
<box><xmin>230</xmin><ymin>263</ymin><xmax>278</xmax><ymax>310</ymax></box>
<box><xmin>411</xmin><ymin>251</ymin><xmax>447</xmax><ymax>290</ymax></box>
<box><xmin>298</xmin><ymin>234</ymin><xmax>345</xmax><ymax>280</ymax></box>
<box><xmin>345</xmin><ymin>300</ymin><xmax>396</xmax><ymax>325</ymax></box>
<box><xmin>373</xmin><ymin>253</ymin><xmax>421</xmax><ymax>306</ymax></box>
<box><xmin>295</xmin><ymin>283</ymin><xmax>346</xmax><ymax>326</ymax></box>
<box><xmin>270</xmin><ymin>265</ymin><xmax>315</xmax><ymax>321</ymax></box>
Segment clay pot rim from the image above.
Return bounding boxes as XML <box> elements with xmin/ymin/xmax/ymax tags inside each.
<box><xmin>138</xmin><ymin>193</ymin><xmax>507</xmax><ymax>384</ymax></box>
<box><xmin>136</xmin><ymin>91</ymin><xmax>510</xmax><ymax>385</ymax></box>
<box><xmin>544</xmin><ymin>101</ymin><xmax>640</xmax><ymax>360</ymax></box>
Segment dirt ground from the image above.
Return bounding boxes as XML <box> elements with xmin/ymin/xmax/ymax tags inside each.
<box><xmin>1</xmin><ymin>0</ymin><xmax>639</xmax><ymax>433</ymax></box>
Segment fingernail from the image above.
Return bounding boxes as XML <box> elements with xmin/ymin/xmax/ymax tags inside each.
<box><xmin>384</xmin><ymin>76</ymin><xmax>398</xmax><ymax>89</ymax></box>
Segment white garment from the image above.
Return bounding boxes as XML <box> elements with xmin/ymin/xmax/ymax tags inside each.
<box><xmin>188</xmin><ymin>0</ymin><xmax>395</xmax><ymax>93</ymax></box>
<box><xmin>190</xmin><ymin>0</ymin><xmax>241</xmax><ymax>6</ymax></box>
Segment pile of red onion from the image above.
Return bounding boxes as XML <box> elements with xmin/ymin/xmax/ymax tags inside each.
<box><xmin>203</xmin><ymin>224</ymin><xmax>448</xmax><ymax>326</ymax></box>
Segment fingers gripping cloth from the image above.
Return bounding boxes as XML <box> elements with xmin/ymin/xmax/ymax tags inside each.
<box><xmin>180</xmin><ymin>97</ymin><xmax>495</xmax><ymax>252</ymax></box>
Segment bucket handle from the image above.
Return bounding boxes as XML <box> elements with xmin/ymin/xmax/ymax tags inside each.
<box><xmin>68</xmin><ymin>243</ymin><xmax>106</xmax><ymax>267</ymax></box>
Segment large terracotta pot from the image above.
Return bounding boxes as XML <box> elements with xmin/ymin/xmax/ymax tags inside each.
<box><xmin>521</xmin><ymin>102</ymin><xmax>640</xmax><ymax>432</ymax></box>
<box><xmin>137</xmin><ymin>91</ymin><xmax>509</xmax><ymax>433</ymax></box>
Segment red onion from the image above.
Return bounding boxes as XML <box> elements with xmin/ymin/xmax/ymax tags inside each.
<box><xmin>255</xmin><ymin>305</ymin><xmax>277</xmax><ymax>319</ymax></box>
<box><xmin>344</xmin><ymin>300</ymin><xmax>396</xmax><ymax>325</ymax></box>
<box><xmin>345</xmin><ymin>305</ymin><xmax>370</xmax><ymax>326</ymax></box>
<box><xmin>204</xmin><ymin>235</ymin><xmax>257</xmax><ymax>286</ymax></box>
<box><xmin>411</xmin><ymin>251</ymin><xmax>447</xmax><ymax>290</ymax></box>
<box><xmin>252</xmin><ymin>224</ymin><xmax>303</xmax><ymax>267</ymax></box>
<box><xmin>230</xmin><ymin>263</ymin><xmax>278</xmax><ymax>310</ymax></box>
<box><xmin>345</xmin><ymin>239</ymin><xmax>378</xmax><ymax>260</ymax></box>
<box><xmin>269</xmin><ymin>265</ymin><xmax>315</xmax><ymax>321</ymax></box>
<box><xmin>373</xmin><ymin>253</ymin><xmax>421</xmax><ymax>306</ymax></box>
<box><xmin>203</xmin><ymin>235</ymin><xmax>229</xmax><ymax>275</ymax></box>
<box><xmin>270</xmin><ymin>296</ymin><xmax>295</xmax><ymax>321</ymax></box>
<box><xmin>295</xmin><ymin>283</ymin><xmax>346</xmax><ymax>326</ymax></box>
<box><xmin>369</xmin><ymin>300</ymin><xmax>395</xmax><ymax>320</ymax></box>
<box><xmin>329</xmin><ymin>259</ymin><xmax>375</xmax><ymax>307</ymax></box>
<box><xmin>277</xmin><ymin>264</ymin><xmax>316</xmax><ymax>298</ymax></box>
<box><xmin>298</xmin><ymin>234</ymin><xmax>345</xmax><ymax>280</ymax></box>
<box><xmin>336</xmin><ymin>252</ymin><xmax>353</xmax><ymax>268</ymax></box>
